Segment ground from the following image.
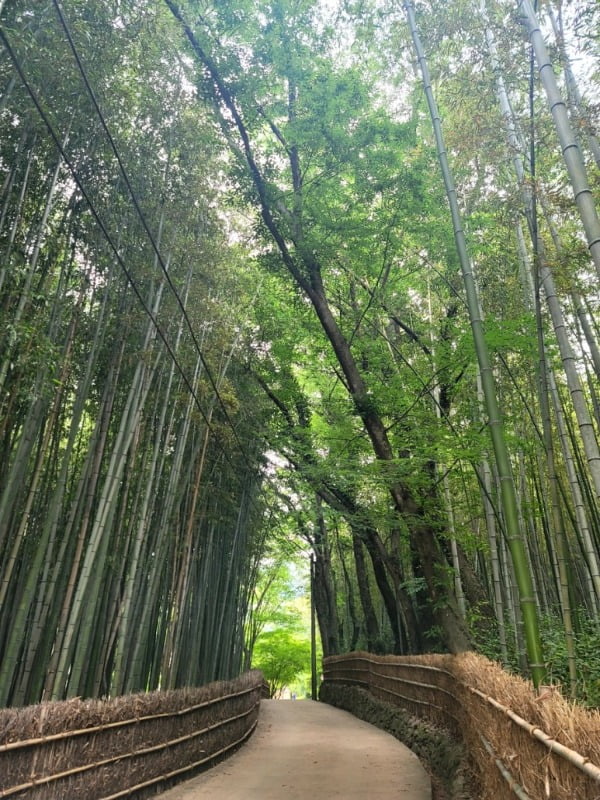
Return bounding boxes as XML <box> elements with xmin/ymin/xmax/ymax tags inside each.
<box><xmin>157</xmin><ymin>698</ymin><xmax>431</xmax><ymax>799</ymax></box>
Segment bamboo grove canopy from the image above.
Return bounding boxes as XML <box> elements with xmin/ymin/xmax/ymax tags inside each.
<box><xmin>0</xmin><ymin>0</ymin><xmax>599</xmax><ymax>707</ymax></box>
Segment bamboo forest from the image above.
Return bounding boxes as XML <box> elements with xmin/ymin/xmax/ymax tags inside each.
<box><xmin>0</xmin><ymin>0</ymin><xmax>599</xmax><ymax>712</ymax></box>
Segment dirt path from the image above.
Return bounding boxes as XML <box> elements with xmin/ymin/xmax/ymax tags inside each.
<box><xmin>157</xmin><ymin>699</ymin><xmax>431</xmax><ymax>799</ymax></box>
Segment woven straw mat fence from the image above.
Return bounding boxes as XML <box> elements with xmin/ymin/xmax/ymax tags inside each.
<box><xmin>0</xmin><ymin>670</ymin><xmax>263</xmax><ymax>799</ymax></box>
<box><xmin>322</xmin><ymin>652</ymin><xmax>600</xmax><ymax>800</ymax></box>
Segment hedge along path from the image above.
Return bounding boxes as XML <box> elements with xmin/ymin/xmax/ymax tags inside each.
<box><xmin>1</xmin><ymin>705</ymin><xmax>257</xmax><ymax>798</ymax></box>
<box><xmin>322</xmin><ymin>652</ymin><xmax>600</xmax><ymax>800</ymax></box>
<box><xmin>467</xmin><ymin>687</ymin><xmax>600</xmax><ymax>784</ymax></box>
<box><xmin>0</xmin><ymin>671</ymin><xmax>263</xmax><ymax>799</ymax></box>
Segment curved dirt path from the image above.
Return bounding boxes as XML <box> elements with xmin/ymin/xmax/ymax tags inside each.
<box><xmin>157</xmin><ymin>699</ymin><xmax>431</xmax><ymax>799</ymax></box>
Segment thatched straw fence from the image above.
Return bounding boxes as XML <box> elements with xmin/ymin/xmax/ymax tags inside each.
<box><xmin>322</xmin><ymin>652</ymin><xmax>600</xmax><ymax>800</ymax></box>
<box><xmin>0</xmin><ymin>670</ymin><xmax>263</xmax><ymax>799</ymax></box>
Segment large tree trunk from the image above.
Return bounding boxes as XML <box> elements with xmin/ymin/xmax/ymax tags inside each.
<box><xmin>352</xmin><ymin>533</ymin><xmax>380</xmax><ymax>651</ymax></box>
<box><xmin>309</xmin><ymin>282</ymin><xmax>471</xmax><ymax>653</ymax></box>
<box><xmin>165</xmin><ymin>1</ymin><xmax>471</xmax><ymax>654</ymax></box>
<box><xmin>313</xmin><ymin>497</ymin><xmax>341</xmax><ymax>657</ymax></box>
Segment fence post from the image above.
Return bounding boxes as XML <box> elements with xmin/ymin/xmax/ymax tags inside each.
<box><xmin>310</xmin><ymin>554</ymin><xmax>318</xmax><ymax>700</ymax></box>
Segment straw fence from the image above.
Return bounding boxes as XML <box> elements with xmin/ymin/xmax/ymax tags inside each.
<box><xmin>0</xmin><ymin>670</ymin><xmax>263</xmax><ymax>799</ymax></box>
<box><xmin>322</xmin><ymin>652</ymin><xmax>600</xmax><ymax>800</ymax></box>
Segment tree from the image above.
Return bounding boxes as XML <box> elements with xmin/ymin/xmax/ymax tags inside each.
<box><xmin>1</xmin><ymin>0</ymin><xmax>599</xmax><ymax>708</ymax></box>
<box><xmin>166</xmin><ymin>0</ymin><xmax>472</xmax><ymax>654</ymax></box>
<box><xmin>253</xmin><ymin>629</ymin><xmax>312</xmax><ymax>698</ymax></box>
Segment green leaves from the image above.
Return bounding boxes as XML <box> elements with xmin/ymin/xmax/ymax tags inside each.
<box><xmin>252</xmin><ymin>628</ymin><xmax>312</xmax><ymax>697</ymax></box>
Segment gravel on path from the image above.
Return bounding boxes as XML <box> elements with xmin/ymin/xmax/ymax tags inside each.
<box><xmin>157</xmin><ymin>698</ymin><xmax>432</xmax><ymax>799</ymax></box>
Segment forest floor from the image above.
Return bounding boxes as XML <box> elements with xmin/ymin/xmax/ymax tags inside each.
<box><xmin>157</xmin><ymin>698</ymin><xmax>431</xmax><ymax>799</ymax></box>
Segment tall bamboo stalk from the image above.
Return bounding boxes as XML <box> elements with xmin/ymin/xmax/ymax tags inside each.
<box><xmin>483</xmin><ymin>0</ymin><xmax>600</xmax><ymax>602</ymax></box>
<box><xmin>519</xmin><ymin>0</ymin><xmax>600</xmax><ymax>281</ymax></box>
<box><xmin>403</xmin><ymin>0</ymin><xmax>545</xmax><ymax>685</ymax></box>
<box><xmin>548</xmin><ymin>2</ymin><xmax>600</xmax><ymax>169</ymax></box>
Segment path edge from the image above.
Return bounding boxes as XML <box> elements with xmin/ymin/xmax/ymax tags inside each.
<box><xmin>319</xmin><ymin>682</ymin><xmax>474</xmax><ymax>800</ymax></box>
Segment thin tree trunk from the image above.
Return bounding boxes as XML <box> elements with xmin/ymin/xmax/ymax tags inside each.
<box><xmin>43</xmin><ymin>338</ymin><xmax>124</xmax><ymax>699</ymax></box>
<box><xmin>549</xmin><ymin>369</ymin><xmax>600</xmax><ymax>607</ymax></box>
<box><xmin>485</xmin><ymin>0</ymin><xmax>600</xmax><ymax>645</ymax></box>
<box><xmin>480</xmin><ymin>453</ymin><xmax>508</xmax><ymax>663</ymax></box>
<box><xmin>0</xmin><ymin>134</ymin><xmax>66</xmax><ymax>396</ymax></box>
<box><xmin>21</xmin><ymin>285</ymin><xmax>108</xmax><ymax>703</ymax></box>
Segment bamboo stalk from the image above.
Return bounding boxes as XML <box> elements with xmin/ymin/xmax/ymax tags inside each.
<box><xmin>333</xmin><ymin>659</ymin><xmax>461</xmax><ymax>722</ymax></box>
<box><xmin>519</xmin><ymin>0</ymin><xmax>600</xmax><ymax>281</ymax></box>
<box><xmin>324</xmin><ymin>676</ymin><xmax>370</xmax><ymax>688</ymax></box>
<box><xmin>368</xmin><ymin>670</ymin><xmax>458</xmax><ymax>702</ymax></box>
<box><xmin>99</xmin><ymin>719</ymin><xmax>259</xmax><ymax>800</ymax></box>
<box><xmin>403</xmin><ymin>0</ymin><xmax>545</xmax><ymax>685</ymax></box>
<box><xmin>469</xmin><ymin>687</ymin><xmax>600</xmax><ymax>782</ymax></box>
<box><xmin>324</xmin><ymin>653</ymin><xmax>453</xmax><ymax>677</ymax></box>
<box><xmin>479</xmin><ymin>734</ymin><xmax>532</xmax><ymax>800</ymax></box>
<box><xmin>369</xmin><ymin>685</ymin><xmax>446</xmax><ymax>714</ymax></box>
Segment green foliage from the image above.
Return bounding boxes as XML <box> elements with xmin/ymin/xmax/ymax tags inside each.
<box><xmin>252</xmin><ymin>627</ymin><xmax>312</xmax><ymax>698</ymax></box>
<box><xmin>0</xmin><ymin>0</ymin><xmax>279</xmax><ymax>705</ymax></box>
<box><xmin>471</xmin><ymin>608</ymin><xmax>600</xmax><ymax>708</ymax></box>
<box><xmin>246</xmin><ymin>542</ymin><xmax>316</xmax><ymax>698</ymax></box>
<box><xmin>540</xmin><ymin>612</ymin><xmax>600</xmax><ymax>708</ymax></box>
<box><xmin>2</xmin><ymin>0</ymin><xmax>600</xmax><ymax>708</ymax></box>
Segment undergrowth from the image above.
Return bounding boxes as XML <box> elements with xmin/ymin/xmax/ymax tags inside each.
<box><xmin>470</xmin><ymin>607</ymin><xmax>600</xmax><ymax>707</ymax></box>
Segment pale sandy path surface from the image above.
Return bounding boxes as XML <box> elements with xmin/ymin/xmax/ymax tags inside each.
<box><xmin>157</xmin><ymin>698</ymin><xmax>431</xmax><ymax>799</ymax></box>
